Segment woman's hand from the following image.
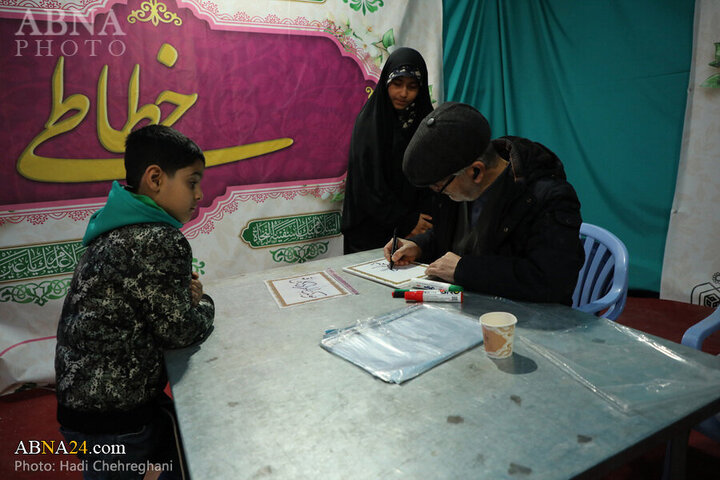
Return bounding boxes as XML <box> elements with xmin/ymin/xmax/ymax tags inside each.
<box><xmin>408</xmin><ymin>213</ymin><xmax>433</xmax><ymax>237</ymax></box>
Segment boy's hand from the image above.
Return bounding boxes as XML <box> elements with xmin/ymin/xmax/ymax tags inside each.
<box><xmin>190</xmin><ymin>272</ymin><xmax>203</xmax><ymax>306</ymax></box>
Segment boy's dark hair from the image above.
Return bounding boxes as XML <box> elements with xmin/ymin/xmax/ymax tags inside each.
<box><xmin>124</xmin><ymin>125</ymin><xmax>205</xmax><ymax>191</ymax></box>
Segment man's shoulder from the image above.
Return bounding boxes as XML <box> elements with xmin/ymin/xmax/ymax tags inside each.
<box><xmin>527</xmin><ymin>175</ymin><xmax>578</xmax><ymax>203</ymax></box>
<box><xmin>499</xmin><ymin>136</ymin><xmax>569</xmax><ymax>186</ymax></box>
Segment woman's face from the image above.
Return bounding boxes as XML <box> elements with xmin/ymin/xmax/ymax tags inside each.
<box><xmin>387</xmin><ymin>76</ymin><xmax>420</xmax><ymax>110</ymax></box>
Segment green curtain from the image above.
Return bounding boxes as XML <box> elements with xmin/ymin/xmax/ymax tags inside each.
<box><xmin>442</xmin><ymin>0</ymin><xmax>695</xmax><ymax>292</ymax></box>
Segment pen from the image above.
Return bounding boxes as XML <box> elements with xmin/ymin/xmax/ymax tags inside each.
<box><xmin>409</xmin><ymin>278</ymin><xmax>464</xmax><ymax>292</ymax></box>
<box><xmin>404</xmin><ymin>290</ymin><xmax>463</xmax><ymax>303</ymax></box>
<box><xmin>389</xmin><ymin>227</ymin><xmax>398</xmax><ymax>270</ymax></box>
<box><xmin>392</xmin><ymin>288</ymin><xmax>452</xmax><ymax>298</ymax></box>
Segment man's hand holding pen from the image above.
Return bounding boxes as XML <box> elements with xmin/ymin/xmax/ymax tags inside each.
<box><xmin>383</xmin><ymin>238</ymin><xmax>458</xmax><ymax>283</ymax></box>
<box><xmin>384</xmin><ymin>238</ymin><xmax>422</xmax><ymax>267</ymax></box>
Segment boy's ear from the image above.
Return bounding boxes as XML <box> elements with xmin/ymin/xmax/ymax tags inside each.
<box><xmin>141</xmin><ymin>165</ymin><xmax>164</xmax><ymax>193</ymax></box>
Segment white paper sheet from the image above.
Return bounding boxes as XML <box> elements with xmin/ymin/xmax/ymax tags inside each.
<box><xmin>265</xmin><ymin>271</ymin><xmax>350</xmax><ymax>308</ymax></box>
<box><xmin>342</xmin><ymin>258</ymin><xmax>428</xmax><ymax>288</ymax></box>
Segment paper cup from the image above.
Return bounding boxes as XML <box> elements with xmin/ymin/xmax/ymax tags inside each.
<box><xmin>480</xmin><ymin>312</ymin><xmax>517</xmax><ymax>359</ymax></box>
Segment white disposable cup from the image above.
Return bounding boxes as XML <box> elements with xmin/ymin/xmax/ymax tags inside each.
<box><xmin>479</xmin><ymin>312</ymin><xmax>518</xmax><ymax>359</ymax></box>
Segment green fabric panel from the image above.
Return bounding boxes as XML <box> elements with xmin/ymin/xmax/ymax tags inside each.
<box><xmin>442</xmin><ymin>0</ymin><xmax>695</xmax><ymax>292</ymax></box>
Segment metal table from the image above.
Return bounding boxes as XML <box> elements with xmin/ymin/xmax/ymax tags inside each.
<box><xmin>165</xmin><ymin>250</ymin><xmax>720</xmax><ymax>479</ymax></box>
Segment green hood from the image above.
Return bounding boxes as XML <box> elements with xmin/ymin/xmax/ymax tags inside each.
<box><xmin>83</xmin><ymin>181</ymin><xmax>182</xmax><ymax>245</ymax></box>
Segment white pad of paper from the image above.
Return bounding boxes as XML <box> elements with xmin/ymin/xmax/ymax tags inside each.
<box><xmin>266</xmin><ymin>271</ymin><xmax>350</xmax><ymax>308</ymax></box>
<box><xmin>342</xmin><ymin>258</ymin><xmax>427</xmax><ymax>288</ymax></box>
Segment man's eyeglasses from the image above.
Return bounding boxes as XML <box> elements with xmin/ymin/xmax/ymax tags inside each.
<box><xmin>434</xmin><ymin>166</ymin><xmax>468</xmax><ymax>194</ymax></box>
<box><xmin>432</xmin><ymin>163</ymin><xmax>483</xmax><ymax>194</ymax></box>
<box><xmin>437</xmin><ymin>174</ymin><xmax>457</xmax><ymax>194</ymax></box>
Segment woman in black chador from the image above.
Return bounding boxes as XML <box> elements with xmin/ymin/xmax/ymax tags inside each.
<box><xmin>342</xmin><ymin>47</ymin><xmax>435</xmax><ymax>253</ymax></box>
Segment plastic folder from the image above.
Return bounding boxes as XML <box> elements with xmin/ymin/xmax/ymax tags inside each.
<box><xmin>320</xmin><ymin>304</ymin><xmax>484</xmax><ymax>383</ymax></box>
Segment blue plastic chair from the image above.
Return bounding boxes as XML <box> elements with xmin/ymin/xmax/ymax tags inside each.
<box><xmin>681</xmin><ymin>307</ymin><xmax>720</xmax><ymax>440</ymax></box>
<box><xmin>662</xmin><ymin>307</ymin><xmax>720</xmax><ymax>479</ymax></box>
<box><xmin>572</xmin><ymin>223</ymin><xmax>629</xmax><ymax>321</ymax></box>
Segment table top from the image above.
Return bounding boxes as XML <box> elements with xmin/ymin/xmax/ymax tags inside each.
<box><xmin>165</xmin><ymin>250</ymin><xmax>720</xmax><ymax>480</ymax></box>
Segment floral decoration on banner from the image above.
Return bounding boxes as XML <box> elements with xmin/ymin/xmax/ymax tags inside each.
<box><xmin>0</xmin><ymin>279</ymin><xmax>71</xmax><ymax>306</ymax></box>
<box><xmin>192</xmin><ymin>258</ymin><xmax>206</xmax><ymax>275</ymax></box>
<box><xmin>323</xmin><ymin>16</ymin><xmax>394</xmax><ymax>70</ymax></box>
<box><xmin>0</xmin><ymin>208</ymin><xmax>98</xmax><ymax>227</ymax></box>
<box><xmin>182</xmin><ymin>0</ymin><xmax>391</xmax><ymax>77</ymax></box>
<box><xmin>342</xmin><ymin>0</ymin><xmax>384</xmax><ymax>16</ymax></box>
<box><xmin>127</xmin><ymin>0</ymin><xmax>182</xmax><ymax>27</ymax></box>
<box><xmin>269</xmin><ymin>242</ymin><xmax>329</xmax><ymax>264</ymax></box>
<box><xmin>182</xmin><ymin>181</ymin><xmax>344</xmax><ymax>239</ymax></box>
<box><xmin>701</xmin><ymin>42</ymin><xmax>720</xmax><ymax>88</ymax></box>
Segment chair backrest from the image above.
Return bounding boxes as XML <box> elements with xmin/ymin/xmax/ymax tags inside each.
<box><xmin>572</xmin><ymin>223</ymin><xmax>629</xmax><ymax>321</ymax></box>
<box><xmin>680</xmin><ymin>307</ymin><xmax>720</xmax><ymax>442</ymax></box>
<box><xmin>682</xmin><ymin>307</ymin><xmax>720</xmax><ymax>352</ymax></box>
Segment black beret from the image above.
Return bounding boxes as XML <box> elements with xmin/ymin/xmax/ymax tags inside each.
<box><xmin>402</xmin><ymin>102</ymin><xmax>491</xmax><ymax>186</ymax></box>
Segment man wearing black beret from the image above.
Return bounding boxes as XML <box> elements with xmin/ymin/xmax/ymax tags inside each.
<box><xmin>384</xmin><ymin>102</ymin><xmax>585</xmax><ymax>305</ymax></box>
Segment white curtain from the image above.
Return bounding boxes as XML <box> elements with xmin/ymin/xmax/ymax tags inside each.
<box><xmin>661</xmin><ymin>0</ymin><xmax>720</xmax><ymax>306</ymax></box>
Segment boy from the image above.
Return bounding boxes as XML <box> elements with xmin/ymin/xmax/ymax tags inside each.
<box><xmin>55</xmin><ymin>125</ymin><xmax>215</xmax><ymax>479</ymax></box>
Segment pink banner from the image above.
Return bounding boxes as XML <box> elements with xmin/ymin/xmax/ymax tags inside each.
<box><xmin>0</xmin><ymin>0</ymin><xmax>372</xmax><ymax>208</ymax></box>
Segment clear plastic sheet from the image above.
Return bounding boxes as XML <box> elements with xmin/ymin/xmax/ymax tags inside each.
<box><xmin>521</xmin><ymin>320</ymin><xmax>720</xmax><ymax>414</ymax></box>
<box><xmin>320</xmin><ymin>304</ymin><xmax>484</xmax><ymax>384</ymax></box>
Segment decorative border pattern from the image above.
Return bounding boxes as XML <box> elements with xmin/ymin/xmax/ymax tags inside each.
<box><xmin>192</xmin><ymin>257</ymin><xmax>206</xmax><ymax>274</ymax></box>
<box><xmin>0</xmin><ymin>203</ymin><xmax>101</xmax><ymax>227</ymax></box>
<box><xmin>1</xmin><ymin>177</ymin><xmax>345</xmax><ymax>238</ymax></box>
<box><xmin>182</xmin><ymin>175</ymin><xmax>345</xmax><ymax>239</ymax></box>
<box><xmin>0</xmin><ymin>0</ymin><xmax>124</xmax><ymax>20</ymax></box>
<box><xmin>701</xmin><ymin>42</ymin><xmax>720</xmax><ymax>88</ymax></box>
<box><xmin>175</xmin><ymin>0</ymin><xmax>383</xmax><ymax>79</ymax></box>
<box><xmin>342</xmin><ymin>0</ymin><xmax>384</xmax><ymax>16</ymax></box>
<box><xmin>0</xmin><ymin>1</ymin><xmax>385</xmax><ymax>79</ymax></box>
<box><xmin>241</xmin><ymin>212</ymin><xmax>340</xmax><ymax>248</ymax></box>
<box><xmin>0</xmin><ymin>278</ymin><xmax>72</xmax><ymax>305</ymax></box>
<box><xmin>0</xmin><ymin>259</ymin><xmax>209</xmax><ymax>305</ymax></box>
<box><xmin>269</xmin><ymin>241</ymin><xmax>329</xmax><ymax>264</ymax></box>
<box><xmin>1</xmin><ymin>241</ymin><xmax>86</xmax><ymax>283</ymax></box>
<box><xmin>127</xmin><ymin>0</ymin><xmax>182</xmax><ymax>26</ymax></box>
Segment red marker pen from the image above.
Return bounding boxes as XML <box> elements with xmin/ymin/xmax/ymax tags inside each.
<box><xmin>404</xmin><ymin>290</ymin><xmax>463</xmax><ymax>303</ymax></box>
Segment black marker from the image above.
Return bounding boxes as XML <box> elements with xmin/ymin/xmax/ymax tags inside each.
<box><xmin>389</xmin><ymin>228</ymin><xmax>398</xmax><ymax>270</ymax></box>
